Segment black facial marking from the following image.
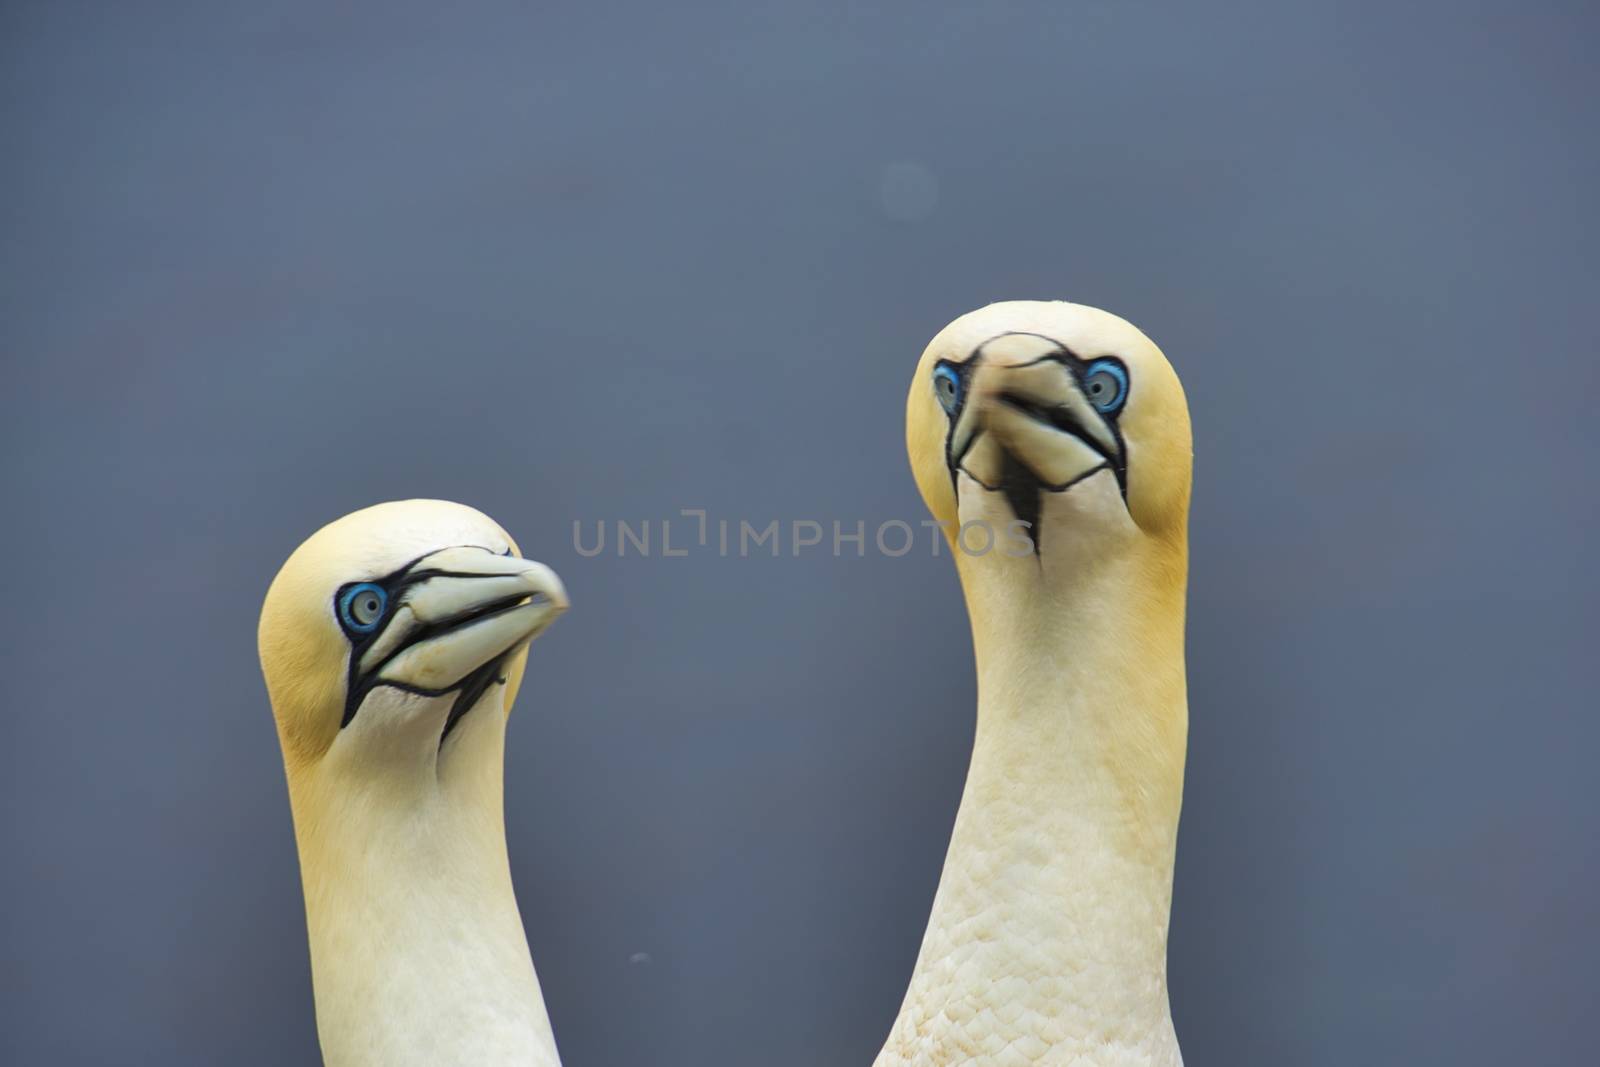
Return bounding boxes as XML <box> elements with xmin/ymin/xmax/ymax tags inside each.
<box><xmin>440</xmin><ymin>657</ymin><xmax>509</xmax><ymax>744</ymax></box>
<box><xmin>940</xmin><ymin>333</ymin><xmax>1131</xmax><ymax>540</ymax></box>
<box><xmin>997</xmin><ymin>449</ymin><xmax>1045</xmax><ymax>555</ymax></box>
<box><xmin>938</xmin><ymin>352</ymin><xmax>982</xmax><ymax>499</ymax></box>
<box><xmin>335</xmin><ymin>546</ymin><xmax>528</xmax><ymax>741</ymax></box>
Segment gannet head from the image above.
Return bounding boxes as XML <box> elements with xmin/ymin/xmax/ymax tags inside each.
<box><xmin>908</xmin><ymin>300</ymin><xmax>1191</xmax><ymax>586</ymax></box>
<box><xmin>258</xmin><ymin>499</ymin><xmax>568</xmax><ymax>779</ymax></box>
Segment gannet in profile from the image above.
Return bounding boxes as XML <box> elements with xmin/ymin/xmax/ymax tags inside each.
<box><xmin>258</xmin><ymin>499</ymin><xmax>569</xmax><ymax>1067</ymax></box>
<box><xmin>878</xmin><ymin>302</ymin><xmax>1193</xmax><ymax>1066</ymax></box>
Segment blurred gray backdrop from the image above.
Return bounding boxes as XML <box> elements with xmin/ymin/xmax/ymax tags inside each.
<box><xmin>4</xmin><ymin>2</ymin><xmax>1596</xmax><ymax>1064</ymax></box>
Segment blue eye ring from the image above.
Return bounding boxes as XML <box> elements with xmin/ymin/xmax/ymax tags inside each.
<box><xmin>1081</xmin><ymin>359</ymin><xmax>1129</xmax><ymax>414</ymax></box>
<box><xmin>932</xmin><ymin>363</ymin><xmax>962</xmax><ymax>414</ymax></box>
<box><xmin>337</xmin><ymin>583</ymin><xmax>388</xmax><ymax>635</ymax></box>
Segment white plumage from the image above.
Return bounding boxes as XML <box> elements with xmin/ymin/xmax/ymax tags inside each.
<box><xmin>259</xmin><ymin>500</ymin><xmax>568</xmax><ymax>1067</ymax></box>
<box><xmin>879</xmin><ymin>302</ymin><xmax>1194</xmax><ymax>1065</ymax></box>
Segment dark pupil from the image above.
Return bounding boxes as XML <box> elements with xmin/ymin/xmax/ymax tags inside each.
<box><xmin>1090</xmin><ymin>379</ymin><xmax>1104</xmax><ymax>394</ymax></box>
<box><xmin>361</xmin><ymin>596</ymin><xmax>377</xmax><ymax>616</ymax></box>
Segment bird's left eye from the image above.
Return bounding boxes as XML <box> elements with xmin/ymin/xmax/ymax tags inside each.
<box><xmin>1082</xmin><ymin>359</ymin><xmax>1129</xmax><ymax>414</ymax></box>
<box><xmin>338</xmin><ymin>583</ymin><xmax>387</xmax><ymax>635</ymax></box>
<box><xmin>933</xmin><ymin>364</ymin><xmax>962</xmax><ymax>414</ymax></box>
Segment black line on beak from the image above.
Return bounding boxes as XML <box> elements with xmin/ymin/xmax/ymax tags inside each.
<box><xmin>939</xmin><ymin>335</ymin><xmax>1130</xmax><ymax>548</ymax></box>
<box><xmin>337</xmin><ymin>546</ymin><xmax>530</xmax><ymax>733</ymax></box>
<box><xmin>993</xmin><ymin>390</ymin><xmax>1124</xmax><ymax>496</ymax></box>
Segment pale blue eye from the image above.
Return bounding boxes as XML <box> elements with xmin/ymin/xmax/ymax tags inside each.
<box><xmin>933</xmin><ymin>364</ymin><xmax>961</xmax><ymax>414</ymax></box>
<box><xmin>1082</xmin><ymin>359</ymin><xmax>1128</xmax><ymax>413</ymax></box>
<box><xmin>338</xmin><ymin>583</ymin><xmax>387</xmax><ymax>635</ymax></box>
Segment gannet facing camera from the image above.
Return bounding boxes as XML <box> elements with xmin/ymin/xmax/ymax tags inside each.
<box><xmin>882</xmin><ymin>302</ymin><xmax>1193</xmax><ymax>1066</ymax></box>
<box><xmin>258</xmin><ymin>499</ymin><xmax>569</xmax><ymax>1067</ymax></box>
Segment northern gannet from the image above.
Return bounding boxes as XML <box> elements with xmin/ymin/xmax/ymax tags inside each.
<box><xmin>878</xmin><ymin>302</ymin><xmax>1193</xmax><ymax>1066</ymax></box>
<box><xmin>258</xmin><ymin>499</ymin><xmax>570</xmax><ymax>1067</ymax></box>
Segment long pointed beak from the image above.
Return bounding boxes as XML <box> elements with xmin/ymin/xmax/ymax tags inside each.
<box><xmin>952</xmin><ymin>358</ymin><xmax>1122</xmax><ymax>492</ymax></box>
<box><xmin>360</xmin><ymin>550</ymin><xmax>568</xmax><ymax>694</ymax></box>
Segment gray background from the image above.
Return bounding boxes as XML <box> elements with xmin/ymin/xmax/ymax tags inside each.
<box><xmin>3</xmin><ymin>2</ymin><xmax>1595</xmax><ymax>1064</ymax></box>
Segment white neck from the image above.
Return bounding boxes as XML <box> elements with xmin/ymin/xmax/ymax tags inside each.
<box><xmin>878</xmin><ymin>539</ymin><xmax>1188</xmax><ymax>1066</ymax></box>
<box><xmin>287</xmin><ymin>690</ymin><xmax>561</xmax><ymax>1067</ymax></box>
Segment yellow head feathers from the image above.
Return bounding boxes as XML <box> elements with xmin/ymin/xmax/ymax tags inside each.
<box><xmin>907</xmin><ymin>300</ymin><xmax>1192</xmax><ymax>551</ymax></box>
<box><xmin>258</xmin><ymin>499</ymin><xmax>566</xmax><ymax>772</ymax></box>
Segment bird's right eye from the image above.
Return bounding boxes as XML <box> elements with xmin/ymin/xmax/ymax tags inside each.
<box><xmin>337</xmin><ymin>583</ymin><xmax>388</xmax><ymax>636</ymax></box>
<box><xmin>933</xmin><ymin>364</ymin><xmax>961</xmax><ymax>414</ymax></box>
